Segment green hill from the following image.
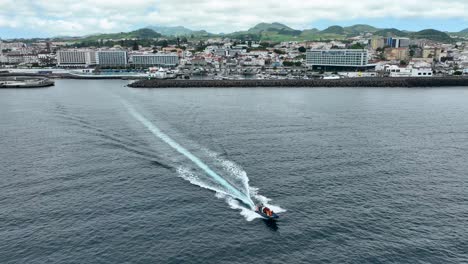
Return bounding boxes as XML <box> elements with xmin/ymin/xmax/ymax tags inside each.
<box><xmin>147</xmin><ymin>26</ymin><xmax>193</xmax><ymax>36</ymax></box>
<box><xmin>373</xmin><ymin>28</ymin><xmax>453</xmax><ymax>42</ymax></box>
<box><xmin>460</xmin><ymin>28</ymin><xmax>468</xmax><ymax>33</ymax></box>
<box><xmin>227</xmin><ymin>22</ymin><xmax>303</xmax><ymax>41</ymax></box>
<box><xmin>247</xmin><ymin>22</ymin><xmax>302</xmax><ymax>36</ymax></box>
<box><xmin>82</xmin><ymin>28</ymin><xmax>162</xmax><ymax>42</ymax></box>
<box><xmin>321</xmin><ymin>26</ymin><xmax>345</xmax><ymax>35</ymax></box>
<box><xmin>247</xmin><ymin>22</ymin><xmax>295</xmax><ymax>33</ymax></box>
<box><xmin>374</xmin><ymin>28</ymin><xmax>409</xmax><ymax>37</ymax></box>
<box><xmin>146</xmin><ymin>25</ymin><xmax>214</xmax><ymax>37</ymax></box>
<box><xmin>344</xmin><ymin>24</ymin><xmax>379</xmax><ymax>34</ymax></box>
<box><xmin>410</xmin><ymin>29</ymin><xmax>453</xmax><ymax>43</ymax></box>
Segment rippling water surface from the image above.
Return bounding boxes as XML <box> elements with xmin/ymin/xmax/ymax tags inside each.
<box><xmin>1</xmin><ymin>80</ymin><xmax>467</xmax><ymax>263</ymax></box>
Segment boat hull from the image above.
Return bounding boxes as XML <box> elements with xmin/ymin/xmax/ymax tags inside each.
<box><xmin>255</xmin><ymin>210</ymin><xmax>279</xmax><ymax>220</ymax></box>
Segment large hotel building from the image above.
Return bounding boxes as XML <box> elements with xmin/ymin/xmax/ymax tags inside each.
<box><xmin>57</xmin><ymin>50</ymin><xmax>97</xmax><ymax>67</ymax></box>
<box><xmin>306</xmin><ymin>49</ymin><xmax>371</xmax><ymax>70</ymax></box>
<box><xmin>131</xmin><ymin>54</ymin><xmax>179</xmax><ymax>67</ymax></box>
<box><xmin>56</xmin><ymin>50</ymin><xmax>179</xmax><ymax>68</ymax></box>
<box><xmin>96</xmin><ymin>51</ymin><xmax>128</xmax><ymax>67</ymax></box>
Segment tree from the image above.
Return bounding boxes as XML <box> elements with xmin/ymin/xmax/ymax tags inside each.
<box><xmin>132</xmin><ymin>41</ymin><xmax>139</xmax><ymax>51</ymax></box>
<box><xmin>298</xmin><ymin>46</ymin><xmax>307</xmax><ymax>53</ymax></box>
<box><xmin>350</xmin><ymin>43</ymin><xmax>365</xmax><ymax>49</ymax></box>
<box><xmin>273</xmin><ymin>49</ymin><xmax>286</xmax><ymax>55</ymax></box>
<box><xmin>160</xmin><ymin>40</ymin><xmax>169</xmax><ymax>48</ymax></box>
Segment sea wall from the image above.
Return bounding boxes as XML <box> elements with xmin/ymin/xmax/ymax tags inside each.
<box><xmin>0</xmin><ymin>76</ymin><xmax>55</xmax><ymax>88</ymax></box>
<box><xmin>128</xmin><ymin>77</ymin><xmax>468</xmax><ymax>88</ymax></box>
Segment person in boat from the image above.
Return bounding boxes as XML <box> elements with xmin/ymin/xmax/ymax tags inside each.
<box><xmin>262</xmin><ymin>206</ymin><xmax>273</xmax><ymax>217</ymax></box>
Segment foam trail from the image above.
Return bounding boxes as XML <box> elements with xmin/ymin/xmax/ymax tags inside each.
<box><xmin>216</xmin><ymin>193</ymin><xmax>262</xmax><ymax>222</ymax></box>
<box><xmin>122</xmin><ymin>100</ymin><xmax>255</xmax><ymax>208</ymax></box>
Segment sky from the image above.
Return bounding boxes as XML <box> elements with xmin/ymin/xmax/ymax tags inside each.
<box><xmin>0</xmin><ymin>0</ymin><xmax>467</xmax><ymax>38</ymax></box>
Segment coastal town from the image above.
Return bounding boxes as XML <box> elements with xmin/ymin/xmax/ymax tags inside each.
<box><xmin>3</xmin><ymin>1</ymin><xmax>468</xmax><ymax>263</ymax></box>
<box><xmin>1</xmin><ymin>23</ymin><xmax>468</xmax><ymax>80</ymax></box>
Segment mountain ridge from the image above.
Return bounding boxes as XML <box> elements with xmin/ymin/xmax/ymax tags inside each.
<box><xmin>43</xmin><ymin>22</ymin><xmax>456</xmax><ymax>44</ymax></box>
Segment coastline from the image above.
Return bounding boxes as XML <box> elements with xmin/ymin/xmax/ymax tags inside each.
<box><xmin>128</xmin><ymin>77</ymin><xmax>468</xmax><ymax>88</ymax></box>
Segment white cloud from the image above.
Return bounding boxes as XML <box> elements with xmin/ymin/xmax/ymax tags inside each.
<box><xmin>0</xmin><ymin>0</ymin><xmax>467</xmax><ymax>36</ymax></box>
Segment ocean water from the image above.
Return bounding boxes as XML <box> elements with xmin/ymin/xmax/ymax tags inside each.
<box><xmin>1</xmin><ymin>80</ymin><xmax>467</xmax><ymax>264</ymax></box>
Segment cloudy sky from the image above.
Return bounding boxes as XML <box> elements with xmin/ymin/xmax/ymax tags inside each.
<box><xmin>0</xmin><ymin>0</ymin><xmax>467</xmax><ymax>38</ymax></box>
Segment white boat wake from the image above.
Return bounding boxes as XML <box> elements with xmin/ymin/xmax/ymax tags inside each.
<box><xmin>122</xmin><ymin>99</ymin><xmax>285</xmax><ymax>220</ymax></box>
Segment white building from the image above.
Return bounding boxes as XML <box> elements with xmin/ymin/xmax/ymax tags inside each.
<box><xmin>384</xmin><ymin>65</ymin><xmax>433</xmax><ymax>77</ymax></box>
<box><xmin>131</xmin><ymin>54</ymin><xmax>179</xmax><ymax>67</ymax></box>
<box><xmin>306</xmin><ymin>49</ymin><xmax>369</xmax><ymax>69</ymax></box>
<box><xmin>3</xmin><ymin>54</ymin><xmax>39</xmax><ymax>65</ymax></box>
<box><xmin>0</xmin><ymin>41</ymin><xmax>26</xmax><ymax>51</ymax></box>
<box><xmin>96</xmin><ymin>50</ymin><xmax>127</xmax><ymax>67</ymax></box>
<box><xmin>57</xmin><ymin>50</ymin><xmax>97</xmax><ymax>67</ymax></box>
<box><xmin>6</xmin><ymin>55</ymin><xmax>24</xmax><ymax>64</ymax></box>
<box><xmin>411</xmin><ymin>68</ymin><xmax>433</xmax><ymax>77</ymax></box>
<box><xmin>0</xmin><ymin>54</ymin><xmax>7</xmax><ymax>63</ymax></box>
<box><xmin>242</xmin><ymin>58</ymin><xmax>265</xmax><ymax>66</ymax></box>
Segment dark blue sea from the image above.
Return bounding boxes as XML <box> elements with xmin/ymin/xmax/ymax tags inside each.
<box><xmin>1</xmin><ymin>80</ymin><xmax>467</xmax><ymax>263</ymax></box>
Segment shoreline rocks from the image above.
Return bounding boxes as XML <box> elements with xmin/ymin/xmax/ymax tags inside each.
<box><xmin>128</xmin><ymin>77</ymin><xmax>468</xmax><ymax>88</ymax></box>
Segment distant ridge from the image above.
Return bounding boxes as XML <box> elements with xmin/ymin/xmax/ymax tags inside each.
<box><xmin>82</xmin><ymin>28</ymin><xmax>162</xmax><ymax>42</ymax></box>
<box><xmin>146</xmin><ymin>25</ymin><xmax>214</xmax><ymax>37</ymax></box>
<box><xmin>27</xmin><ymin>22</ymin><xmax>456</xmax><ymax>44</ymax></box>
<box><xmin>460</xmin><ymin>28</ymin><xmax>468</xmax><ymax>33</ymax></box>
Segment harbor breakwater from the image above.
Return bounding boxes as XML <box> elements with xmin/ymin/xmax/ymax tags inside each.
<box><xmin>0</xmin><ymin>76</ymin><xmax>54</xmax><ymax>88</ymax></box>
<box><xmin>128</xmin><ymin>77</ymin><xmax>468</xmax><ymax>88</ymax></box>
